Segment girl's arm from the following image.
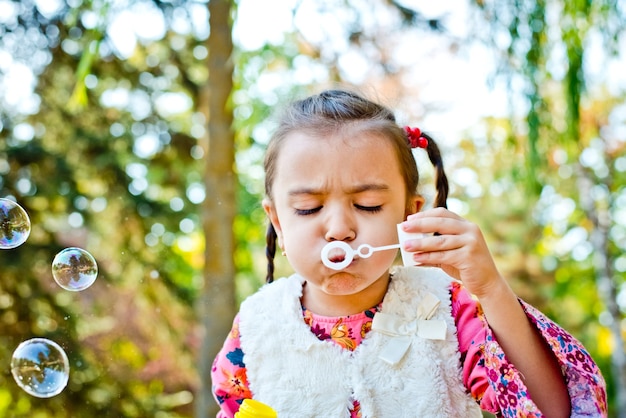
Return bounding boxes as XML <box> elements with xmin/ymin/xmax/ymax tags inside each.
<box><xmin>403</xmin><ymin>208</ymin><xmax>571</xmax><ymax>418</ymax></box>
<box><xmin>477</xmin><ymin>275</ymin><xmax>571</xmax><ymax>418</ymax></box>
<box><xmin>452</xmin><ymin>280</ymin><xmax>607</xmax><ymax>417</ymax></box>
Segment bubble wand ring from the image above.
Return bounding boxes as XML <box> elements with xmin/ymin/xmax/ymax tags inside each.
<box><xmin>321</xmin><ymin>241</ymin><xmax>353</xmax><ymax>270</ymax></box>
<box><xmin>321</xmin><ymin>241</ymin><xmax>402</xmax><ymax>270</ymax></box>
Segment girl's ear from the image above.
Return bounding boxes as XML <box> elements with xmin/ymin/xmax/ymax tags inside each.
<box><xmin>263</xmin><ymin>198</ymin><xmax>284</xmax><ymax>247</ymax></box>
<box><xmin>406</xmin><ymin>196</ymin><xmax>425</xmax><ymax>218</ymax></box>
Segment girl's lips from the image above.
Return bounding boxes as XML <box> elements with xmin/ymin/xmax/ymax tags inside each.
<box><xmin>327</xmin><ymin>256</ymin><xmax>357</xmax><ymax>270</ymax></box>
<box><xmin>328</xmin><ymin>254</ymin><xmax>346</xmax><ymax>263</ymax></box>
<box><xmin>327</xmin><ymin>247</ymin><xmax>347</xmax><ymax>264</ymax></box>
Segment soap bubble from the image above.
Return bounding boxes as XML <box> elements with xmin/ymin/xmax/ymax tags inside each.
<box><xmin>11</xmin><ymin>338</ymin><xmax>70</xmax><ymax>398</ymax></box>
<box><xmin>0</xmin><ymin>198</ymin><xmax>31</xmax><ymax>249</ymax></box>
<box><xmin>52</xmin><ymin>247</ymin><xmax>98</xmax><ymax>291</ymax></box>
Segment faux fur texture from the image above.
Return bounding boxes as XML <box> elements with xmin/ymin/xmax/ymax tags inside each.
<box><xmin>239</xmin><ymin>266</ymin><xmax>482</xmax><ymax>417</ymax></box>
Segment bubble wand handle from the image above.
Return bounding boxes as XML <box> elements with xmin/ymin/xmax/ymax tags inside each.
<box><xmin>355</xmin><ymin>243</ymin><xmax>401</xmax><ymax>258</ymax></box>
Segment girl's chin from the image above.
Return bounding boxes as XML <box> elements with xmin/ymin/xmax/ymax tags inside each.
<box><xmin>324</xmin><ymin>272</ymin><xmax>387</xmax><ymax>294</ymax></box>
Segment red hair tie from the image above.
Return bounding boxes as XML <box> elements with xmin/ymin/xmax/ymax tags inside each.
<box><xmin>404</xmin><ymin>126</ymin><xmax>428</xmax><ymax>149</ymax></box>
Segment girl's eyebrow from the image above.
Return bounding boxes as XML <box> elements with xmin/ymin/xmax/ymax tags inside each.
<box><xmin>347</xmin><ymin>183</ymin><xmax>390</xmax><ymax>194</ymax></box>
<box><xmin>288</xmin><ymin>183</ymin><xmax>390</xmax><ymax>196</ymax></box>
<box><xmin>287</xmin><ymin>187</ymin><xmax>323</xmax><ymax>197</ymax></box>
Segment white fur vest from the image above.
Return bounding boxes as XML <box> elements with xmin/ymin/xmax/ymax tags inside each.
<box><xmin>238</xmin><ymin>266</ymin><xmax>482</xmax><ymax>418</ymax></box>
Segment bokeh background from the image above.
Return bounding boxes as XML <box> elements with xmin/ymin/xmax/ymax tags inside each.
<box><xmin>1</xmin><ymin>0</ymin><xmax>625</xmax><ymax>416</ymax></box>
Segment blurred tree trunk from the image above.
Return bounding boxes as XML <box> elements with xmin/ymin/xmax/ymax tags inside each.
<box><xmin>196</xmin><ymin>1</ymin><xmax>236</xmax><ymax>417</ymax></box>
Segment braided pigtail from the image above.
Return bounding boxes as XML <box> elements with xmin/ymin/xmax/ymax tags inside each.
<box><xmin>265</xmin><ymin>223</ymin><xmax>277</xmax><ymax>283</ymax></box>
<box><xmin>404</xmin><ymin>127</ymin><xmax>449</xmax><ymax>209</ymax></box>
<box><xmin>422</xmin><ymin>133</ymin><xmax>449</xmax><ymax>209</ymax></box>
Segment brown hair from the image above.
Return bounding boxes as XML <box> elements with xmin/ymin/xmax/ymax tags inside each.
<box><xmin>263</xmin><ymin>89</ymin><xmax>448</xmax><ymax>282</ymax></box>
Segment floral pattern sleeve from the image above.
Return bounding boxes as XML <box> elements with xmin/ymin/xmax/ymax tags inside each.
<box><xmin>451</xmin><ymin>282</ymin><xmax>608</xmax><ymax>417</ymax></box>
<box><xmin>211</xmin><ymin>314</ymin><xmax>250</xmax><ymax>418</ymax></box>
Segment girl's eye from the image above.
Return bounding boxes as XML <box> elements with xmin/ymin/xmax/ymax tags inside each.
<box><xmin>355</xmin><ymin>204</ymin><xmax>382</xmax><ymax>213</ymax></box>
<box><xmin>294</xmin><ymin>207</ymin><xmax>321</xmax><ymax>216</ymax></box>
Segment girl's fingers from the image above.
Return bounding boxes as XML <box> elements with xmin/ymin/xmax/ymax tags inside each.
<box><xmin>403</xmin><ymin>232</ymin><xmax>464</xmax><ymax>253</ymax></box>
<box><xmin>403</xmin><ymin>208</ymin><xmax>468</xmax><ymax>236</ymax></box>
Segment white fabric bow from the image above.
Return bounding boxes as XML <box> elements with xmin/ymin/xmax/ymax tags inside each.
<box><xmin>371</xmin><ymin>292</ymin><xmax>447</xmax><ymax>365</ymax></box>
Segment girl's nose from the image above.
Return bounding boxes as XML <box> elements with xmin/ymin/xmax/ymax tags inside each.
<box><xmin>324</xmin><ymin>209</ymin><xmax>356</xmax><ymax>242</ymax></box>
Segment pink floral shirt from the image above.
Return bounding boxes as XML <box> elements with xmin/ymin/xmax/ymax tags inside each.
<box><xmin>211</xmin><ymin>282</ymin><xmax>607</xmax><ymax>417</ymax></box>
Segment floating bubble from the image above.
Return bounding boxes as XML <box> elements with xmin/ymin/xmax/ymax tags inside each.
<box><xmin>0</xmin><ymin>198</ymin><xmax>31</xmax><ymax>249</ymax></box>
<box><xmin>11</xmin><ymin>338</ymin><xmax>70</xmax><ymax>398</ymax></box>
<box><xmin>52</xmin><ymin>247</ymin><xmax>98</xmax><ymax>291</ymax></box>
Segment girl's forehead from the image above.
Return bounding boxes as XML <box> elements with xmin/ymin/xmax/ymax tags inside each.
<box><xmin>280</xmin><ymin>130</ymin><xmax>392</xmax><ymax>153</ymax></box>
<box><xmin>278</xmin><ymin>132</ymin><xmax>392</xmax><ymax>163</ymax></box>
<box><xmin>273</xmin><ymin>131</ymin><xmax>404</xmax><ymax>186</ymax></box>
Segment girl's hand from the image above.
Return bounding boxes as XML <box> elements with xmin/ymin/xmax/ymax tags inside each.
<box><xmin>401</xmin><ymin>207</ymin><xmax>504</xmax><ymax>299</ymax></box>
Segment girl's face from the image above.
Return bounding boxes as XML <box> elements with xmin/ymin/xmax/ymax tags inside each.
<box><xmin>263</xmin><ymin>130</ymin><xmax>421</xmax><ymax>315</ymax></box>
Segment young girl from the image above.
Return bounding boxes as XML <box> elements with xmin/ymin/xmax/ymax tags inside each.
<box><xmin>211</xmin><ymin>89</ymin><xmax>607</xmax><ymax>417</ymax></box>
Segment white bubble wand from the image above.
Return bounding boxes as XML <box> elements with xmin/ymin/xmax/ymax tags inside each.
<box><xmin>321</xmin><ymin>224</ymin><xmax>423</xmax><ymax>270</ymax></box>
